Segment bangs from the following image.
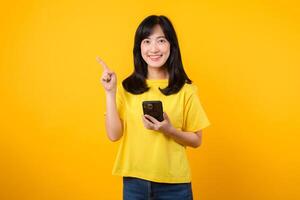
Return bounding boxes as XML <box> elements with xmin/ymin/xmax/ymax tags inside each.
<box><xmin>138</xmin><ymin>18</ymin><xmax>169</xmax><ymax>42</ymax></box>
<box><xmin>140</xmin><ymin>23</ymin><xmax>156</xmax><ymax>39</ymax></box>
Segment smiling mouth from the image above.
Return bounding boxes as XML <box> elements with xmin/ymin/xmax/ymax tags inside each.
<box><xmin>148</xmin><ymin>55</ymin><xmax>162</xmax><ymax>61</ymax></box>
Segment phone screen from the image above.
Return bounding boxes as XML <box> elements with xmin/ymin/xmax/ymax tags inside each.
<box><xmin>142</xmin><ymin>101</ymin><xmax>164</xmax><ymax>122</ymax></box>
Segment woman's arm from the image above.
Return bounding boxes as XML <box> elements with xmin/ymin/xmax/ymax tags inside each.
<box><xmin>97</xmin><ymin>56</ymin><xmax>123</xmax><ymax>142</ymax></box>
<box><xmin>105</xmin><ymin>92</ymin><xmax>123</xmax><ymax>142</ymax></box>
<box><xmin>142</xmin><ymin>113</ymin><xmax>202</xmax><ymax>148</ymax></box>
<box><xmin>164</xmin><ymin>129</ymin><xmax>202</xmax><ymax>148</ymax></box>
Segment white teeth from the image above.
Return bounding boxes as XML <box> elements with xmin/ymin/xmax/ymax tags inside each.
<box><xmin>149</xmin><ymin>55</ymin><xmax>162</xmax><ymax>58</ymax></box>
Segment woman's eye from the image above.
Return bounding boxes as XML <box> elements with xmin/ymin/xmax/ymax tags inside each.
<box><xmin>143</xmin><ymin>40</ymin><xmax>150</xmax><ymax>44</ymax></box>
<box><xmin>159</xmin><ymin>39</ymin><xmax>166</xmax><ymax>43</ymax></box>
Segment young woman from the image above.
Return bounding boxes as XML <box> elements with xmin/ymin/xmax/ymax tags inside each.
<box><xmin>98</xmin><ymin>15</ymin><xmax>210</xmax><ymax>200</ymax></box>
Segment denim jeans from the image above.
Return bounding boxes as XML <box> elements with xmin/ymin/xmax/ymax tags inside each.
<box><xmin>123</xmin><ymin>177</ymin><xmax>193</xmax><ymax>200</ymax></box>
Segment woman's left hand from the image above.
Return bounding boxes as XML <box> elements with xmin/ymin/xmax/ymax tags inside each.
<box><xmin>142</xmin><ymin>112</ymin><xmax>174</xmax><ymax>136</ymax></box>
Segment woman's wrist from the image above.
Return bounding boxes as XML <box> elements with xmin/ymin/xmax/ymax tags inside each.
<box><xmin>163</xmin><ymin>125</ymin><xmax>177</xmax><ymax>137</ymax></box>
<box><xmin>105</xmin><ymin>90</ymin><xmax>116</xmax><ymax>98</ymax></box>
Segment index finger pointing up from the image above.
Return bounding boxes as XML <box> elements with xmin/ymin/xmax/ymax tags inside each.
<box><xmin>96</xmin><ymin>56</ymin><xmax>110</xmax><ymax>71</ymax></box>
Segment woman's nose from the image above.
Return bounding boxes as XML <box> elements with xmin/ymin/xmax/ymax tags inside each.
<box><xmin>149</xmin><ymin>42</ymin><xmax>159</xmax><ymax>52</ymax></box>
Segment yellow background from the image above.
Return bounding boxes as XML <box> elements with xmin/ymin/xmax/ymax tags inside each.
<box><xmin>1</xmin><ymin>0</ymin><xmax>299</xmax><ymax>199</ymax></box>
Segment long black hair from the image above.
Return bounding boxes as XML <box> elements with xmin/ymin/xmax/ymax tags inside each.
<box><xmin>122</xmin><ymin>15</ymin><xmax>192</xmax><ymax>95</ymax></box>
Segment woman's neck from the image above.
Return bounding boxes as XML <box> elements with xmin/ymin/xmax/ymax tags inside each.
<box><xmin>147</xmin><ymin>66</ymin><xmax>168</xmax><ymax>80</ymax></box>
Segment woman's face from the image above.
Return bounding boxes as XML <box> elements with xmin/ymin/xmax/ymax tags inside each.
<box><xmin>141</xmin><ymin>25</ymin><xmax>170</xmax><ymax>68</ymax></box>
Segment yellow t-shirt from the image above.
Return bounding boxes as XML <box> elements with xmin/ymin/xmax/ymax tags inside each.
<box><xmin>112</xmin><ymin>79</ymin><xmax>210</xmax><ymax>183</ymax></box>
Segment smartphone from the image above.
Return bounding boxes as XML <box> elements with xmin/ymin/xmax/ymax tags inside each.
<box><xmin>142</xmin><ymin>101</ymin><xmax>164</xmax><ymax>122</ymax></box>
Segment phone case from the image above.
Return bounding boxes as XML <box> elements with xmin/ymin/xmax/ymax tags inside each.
<box><xmin>142</xmin><ymin>101</ymin><xmax>164</xmax><ymax>122</ymax></box>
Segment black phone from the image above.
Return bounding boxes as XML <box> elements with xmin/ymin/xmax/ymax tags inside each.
<box><xmin>142</xmin><ymin>101</ymin><xmax>164</xmax><ymax>122</ymax></box>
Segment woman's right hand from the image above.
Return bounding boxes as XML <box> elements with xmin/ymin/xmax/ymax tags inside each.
<box><xmin>96</xmin><ymin>56</ymin><xmax>117</xmax><ymax>93</ymax></box>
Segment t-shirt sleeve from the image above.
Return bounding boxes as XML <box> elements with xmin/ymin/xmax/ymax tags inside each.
<box><xmin>182</xmin><ymin>86</ymin><xmax>210</xmax><ymax>132</ymax></box>
<box><xmin>116</xmin><ymin>84</ymin><xmax>125</xmax><ymax>121</ymax></box>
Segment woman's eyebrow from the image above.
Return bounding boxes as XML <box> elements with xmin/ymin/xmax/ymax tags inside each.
<box><xmin>146</xmin><ymin>35</ymin><xmax>166</xmax><ymax>39</ymax></box>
